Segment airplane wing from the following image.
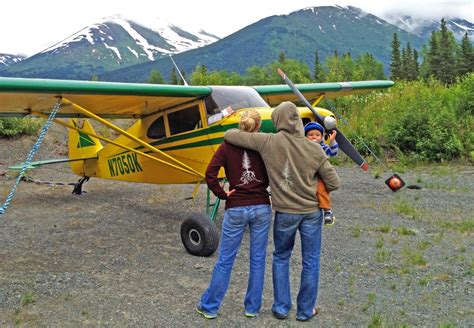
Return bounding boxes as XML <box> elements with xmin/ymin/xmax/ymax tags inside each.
<box><xmin>254</xmin><ymin>80</ymin><xmax>394</xmax><ymax>106</ymax></box>
<box><xmin>0</xmin><ymin>77</ymin><xmax>211</xmax><ymax>118</ymax></box>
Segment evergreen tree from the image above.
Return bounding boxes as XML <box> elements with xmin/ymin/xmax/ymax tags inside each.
<box><xmin>438</xmin><ymin>18</ymin><xmax>456</xmax><ymax>84</ymax></box>
<box><xmin>313</xmin><ymin>51</ymin><xmax>326</xmax><ymax>82</ymax></box>
<box><xmin>426</xmin><ymin>31</ymin><xmax>441</xmax><ymax>80</ymax></box>
<box><xmin>402</xmin><ymin>43</ymin><xmax>418</xmax><ymax>81</ymax></box>
<box><xmin>457</xmin><ymin>32</ymin><xmax>473</xmax><ymax>77</ymax></box>
<box><xmin>401</xmin><ymin>45</ymin><xmax>410</xmax><ymax>80</ymax></box>
<box><xmin>389</xmin><ymin>33</ymin><xmax>402</xmax><ymax>80</ymax></box>
<box><xmin>147</xmin><ymin>70</ymin><xmax>164</xmax><ymax>84</ymax></box>
<box><xmin>413</xmin><ymin>49</ymin><xmax>420</xmax><ymax>79</ymax></box>
<box><xmin>278</xmin><ymin>52</ymin><xmax>286</xmax><ymax>64</ymax></box>
<box><xmin>169</xmin><ymin>67</ymin><xmax>179</xmax><ymax>85</ymax></box>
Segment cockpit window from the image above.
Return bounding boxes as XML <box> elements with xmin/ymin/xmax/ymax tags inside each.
<box><xmin>168</xmin><ymin>105</ymin><xmax>201</xmax><ymax>135</ymax></box>
<box><xmin>147</xmin><ymin>116</ymin><xmax>165</xmax><ymax>139</ymax></box>
<box><xmin>205</xmin><ymin>86</ymin><xmax>269</xmax><ymax>115</ymax></box>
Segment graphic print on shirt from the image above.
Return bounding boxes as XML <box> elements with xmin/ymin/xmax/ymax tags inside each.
<box><xmin>237</xmin><ymin>151</ymin><xmax>262</xmax><ymax>186</ymax></box>
<box><xmin>278</xmin><ymin>159</ymin><xmax>293</xmax><ymax>192</ymax></box>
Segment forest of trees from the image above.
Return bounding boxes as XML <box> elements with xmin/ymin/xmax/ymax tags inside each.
<box><xmin>390</xmin><ymin>19</ymin><xmax>473</xmax><ymax>84</ymax></box>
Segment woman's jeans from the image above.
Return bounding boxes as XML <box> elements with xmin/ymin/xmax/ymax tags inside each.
<box><xmin>271</xmin><ymin>210</ymin><xmax>323</xmax><ymax>321</ymax></box>
<box><xmin>199</xmin><ymin>204</ymin><xmax>272</xmax><ymax>316</ymax></box>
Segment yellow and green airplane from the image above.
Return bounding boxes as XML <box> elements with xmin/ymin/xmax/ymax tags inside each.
<box><xmin>0</xmin><ymin>75</ymin><xmax>393</xmax><ymax>256</ymax></box>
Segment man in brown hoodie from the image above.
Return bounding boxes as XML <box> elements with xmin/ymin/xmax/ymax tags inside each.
<box><xmin>224</xmin><ymin>101</ymin><xmax>340</xmax><ymax>321</ymax></box>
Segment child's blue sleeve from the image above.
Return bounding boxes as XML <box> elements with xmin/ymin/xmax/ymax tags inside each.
<box><xmin>320</xmin><ymin>141</ymin><xmax>338</xmax><ymax>157</ymax></box>
<box><xmin>328</xmin><ymin>141</ymin><xmax>338</xmax><ymax>157</ymax></box>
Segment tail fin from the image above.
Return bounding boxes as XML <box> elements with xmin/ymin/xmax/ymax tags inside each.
<box><xmin>68</xmin><ymin>119</ymin><xmax>103</xmax><ymax>176</ymax></box>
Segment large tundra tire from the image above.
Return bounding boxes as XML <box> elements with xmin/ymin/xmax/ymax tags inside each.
<box><xmin>180</xmin><ymin>213</ymin><xmax>219</xmax><ymax>257</ymax></box>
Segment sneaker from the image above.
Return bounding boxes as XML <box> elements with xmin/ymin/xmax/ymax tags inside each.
<box><xmin>272</xmin><ymin>311</ymin><xmax>288</xmax><ymax>320</ymax></box>
<box><xmin>196</xmin><ymin>306</ymin><xmax>217</xmax><ymax>319</ymax></box>
<box><xmin>245</xmin><ymin>312</ymin><xmax>257</xmax><ymax>318</ymax></box>
<box><xmin>324</xmin><ymin>210</ymin><xmax>335</xmax><ymax>225</ymax></box>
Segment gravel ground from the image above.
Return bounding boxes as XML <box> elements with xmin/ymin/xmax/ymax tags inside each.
<box><xmin>0</xmin><ymin>133</ymin><xmax>473</xmax><ymax>327</ymax></box>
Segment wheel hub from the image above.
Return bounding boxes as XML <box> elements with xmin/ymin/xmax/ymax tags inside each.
<box><xmin>189</xmin><ymin>228</ymin><xmax>201</xmax><ymax>246</ymax></box>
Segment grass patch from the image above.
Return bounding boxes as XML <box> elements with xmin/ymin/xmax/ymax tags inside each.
<box><xmin>395</xmin><ymin>226</ymin><xmax>416</xmax><ymax>236</ymax></box>
<box><xmin>348</xmin><ymin>275</ymin><xmax>356</xmax><ymax>297</ymax></box>
<box><xmin>375</xmin><ymin>248</ymin><xmax>391</xmax><ymax>263</ymax></box>
<box><xmin>418</xmin><ymin>240</ymin><xmax>431</xmax><ymax>251</ymax></box>
<box><xmin>419</xmin><ymin>274</ymin><xmax>432</xmax><ymax>286</ymax></box>
<box><xmin>430</xmin><ymin>167</ymin><xmax>451</xmax><ymax>176</ymax></box>
<box><xmin>385</xmin><ymin>265</ymin><xmax>397</xmax><ymax>274</ymax></box>
<box><xmin>374</xmin><ymin>225</ymin><xmax>391</xmax><ymax>233</ymax></box>
<box><xmin>438</xmin><ymin>323</ymin><xmax>457</xmax><ymax>328</ymax></box>
<box><xmin>20</xmin><ymin>292</ymin><xmax>36</xmax><ymax>306</ymax></box>
<box><xmin>375</xmin><ymin>237</ymin><xmax>384</xmax><ymax>249</ymax></box>
<box><xmin>402</xmin><ymin>245</ymin><xmax>427</xmax><ymax>267</ymax></box>
<box><xmin>393</xmin><ymin>198</ymin><xmax>421</xmax><ymax>220</ymax></box>
<box><xmin>436</xmin><ymin>219</ymin><xmax>474</xmax><ymax>234</ymax></box>
<box><xmin>352</xmin><ymin>226</ymin><xmax>362</xmax><ymax>238</ymax></box>
<box><xmin>362</xmin><ymin>292</ymin><xmax>377</xmax><ymax>313</ymax></box>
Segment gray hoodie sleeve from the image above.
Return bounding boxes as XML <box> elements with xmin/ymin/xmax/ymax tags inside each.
<box><xmin>317</xmin><ymin>159</ymin><xmax>340</xmax><ymax>192</ymax></box>
<box><xmin>224</xmin><ymin>129</ymin><xmax>271</xmax><ymax>152</ymax></box>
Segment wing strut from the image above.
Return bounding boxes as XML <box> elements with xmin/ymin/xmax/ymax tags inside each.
<box><xmin>61</xmin><ymin>98</ymin><xmax>204</xmax><ymax>179</ymax></box>
<box><xmin>32</xmin><ymin>112</ymin><xmax>200</xmax><ymax>178</ymax></box>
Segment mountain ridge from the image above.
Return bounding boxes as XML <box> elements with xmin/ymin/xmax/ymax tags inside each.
<box><xmin>1</xmin><ymin>15</ymin><xmax>219</xmax><ymax>79</ymax></box>
<box><xmin>1</xmin><ymin>6</ymin><xmax>471</xmax><ymax>81</ymax></box>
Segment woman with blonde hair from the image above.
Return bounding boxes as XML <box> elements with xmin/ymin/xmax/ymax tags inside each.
<box><xmin>196</xmin><ymin>109</ymin><xmax>271</xmax><ymax>319</ymax></box>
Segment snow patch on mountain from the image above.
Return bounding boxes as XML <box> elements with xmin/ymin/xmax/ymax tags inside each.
<box><xmin>40</xmin><ymin>15</ymin><xmax>219</xmax><ymax>61</ymax></box>
<box><xmin>0</xmin><ymin>54</ymin><xmax>25</xmax><ymax>68</ymax></box>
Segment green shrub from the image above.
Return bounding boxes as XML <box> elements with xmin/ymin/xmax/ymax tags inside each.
<box><xmin>0</xmin><ymin>118</ymin><xmax>43</xmax><ymax>138</ymax></box>
<box><xmin>338</xmin><ymin>77</ymin><xmax>472</xmax><ymax>162</ymax></box>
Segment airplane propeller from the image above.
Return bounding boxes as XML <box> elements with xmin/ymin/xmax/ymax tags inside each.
<box><xmin>277</xmin><ymin>68</ymin><xmax>368</xmax><ymax>171</ymax></box>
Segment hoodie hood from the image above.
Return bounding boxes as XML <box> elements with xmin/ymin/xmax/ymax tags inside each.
<box><xmin>271</xmin><ymin>101</ymin><xmax>304</xmax><ymax>137</ymax></box>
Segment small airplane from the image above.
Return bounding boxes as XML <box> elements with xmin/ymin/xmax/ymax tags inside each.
<box><xmin>0</xmin><ymin>74</ymin><xmax>394</xmax><ymax>256</ymax></box>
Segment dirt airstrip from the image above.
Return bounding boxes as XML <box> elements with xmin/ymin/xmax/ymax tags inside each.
<box><xmin>0</xmin><ymin>133</ymin><xmax>473</xmax><ymax>327</ymax></box>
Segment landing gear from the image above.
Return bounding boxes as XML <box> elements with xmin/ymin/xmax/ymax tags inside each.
<box><xmin>180</xmin><ymin>213</ymin><xmax>219</xmax><ymax>257</ymax></box>
<box><xmin>72</xmin><ymin>177</ymin><xmax>90</xmax><ymax>195</ymax></box>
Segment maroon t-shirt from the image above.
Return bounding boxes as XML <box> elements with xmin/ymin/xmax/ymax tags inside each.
<box><xmin>205</xmin><ymin>141</ymin><xmax>270</xmax><ymax>209</ymax></box>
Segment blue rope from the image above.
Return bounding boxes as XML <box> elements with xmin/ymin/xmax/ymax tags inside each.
<box><xmin>0</xmin><ymin>100</ymin><xmax>62</xmax><ymax>215</ymax></box>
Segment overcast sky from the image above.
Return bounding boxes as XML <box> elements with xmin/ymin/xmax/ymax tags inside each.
<box><xmin>1</xmin><ymin>0</ymin><xmax>472</xmax><ymax>56</ymax></box>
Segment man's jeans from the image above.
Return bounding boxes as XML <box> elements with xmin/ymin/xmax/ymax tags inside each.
<box><xmin>200</xmin><ymin>204</ymin><xmax>272</xmax><ymax>316</ymax></box>
<box><xmin>271</xmin><ymin>210</ymin><xmax>323</xmax><ymax>321</ymax></box>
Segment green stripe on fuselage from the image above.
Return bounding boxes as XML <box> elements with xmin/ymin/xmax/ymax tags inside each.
<box><xmin>107</xmin><ymin>119</ymin><xmax>276</xmax><ymax>159</ymax></box>
<box><xmin>106</xmin><ymin>120</ymin><xmax>276</xmax><ymax>157</ymax></box>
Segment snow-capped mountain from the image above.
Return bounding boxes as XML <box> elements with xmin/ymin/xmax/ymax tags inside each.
<box><xmin>43</xmin><ymin>15</ymin><xmax>219</xmax><ymax>60</ymax></box>
<box><xmin>103</xmin><ymin>5</ymin><xmax>425</xmax><ymax>82</ymax></box>
<box><xmin>0</xmin><ymin>53</ymin><xmax>26</xmax><ymax>70</ymax></box>
<box><xmin>383</xmin><ymin>15</ymin><xmax>473</xmax><ymax>41</ymax></box>
<box><xmin>3</xmin><ymin>15</ymin><xmax>219</xmax><ymax>80</ymax></box>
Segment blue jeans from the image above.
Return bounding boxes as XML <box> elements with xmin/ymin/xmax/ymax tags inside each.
<box><xmin>271</xmin><ymin>210</ymin><xmax>323</xmax><ymax>321</ymax></box>
<box><xmin>199</xmin><ymin>204</ymin><xmax>272</xmax><ymax>316</ymax></box>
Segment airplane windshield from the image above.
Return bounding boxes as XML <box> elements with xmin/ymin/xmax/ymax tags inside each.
<box><xmin>205</xmin><ymin>86</ymin><xmax>269</xmax><ymax>115</ymax></box>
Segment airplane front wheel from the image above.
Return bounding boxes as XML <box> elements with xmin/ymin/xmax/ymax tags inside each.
<box><xmin>181</xmin><ymin>213</ymin><xmax>219</xmax><ymax>257</ymax></box>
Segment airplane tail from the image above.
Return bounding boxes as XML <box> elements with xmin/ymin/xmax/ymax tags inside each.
<box><xmin>68</xmin><ymin>119</ymin><xmax>103</xmax><ymax>176</ymax></box>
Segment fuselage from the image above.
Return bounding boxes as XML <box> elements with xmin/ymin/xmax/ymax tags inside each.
<box><xmin>72</xmin><ymin>86</ymin><xmax>335</xmax><ymax>184</ymax></box>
